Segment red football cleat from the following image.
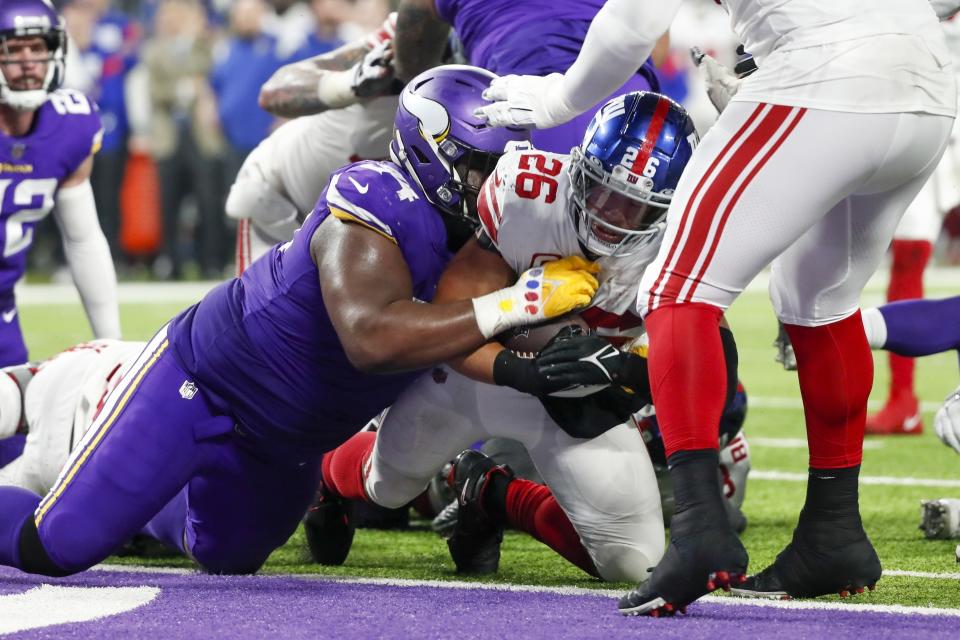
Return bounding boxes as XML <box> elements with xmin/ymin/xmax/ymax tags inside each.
<box><xmin>866</xmin><ymin>391</ymin><xmax>923</xmax><ymax>435</ymax></box>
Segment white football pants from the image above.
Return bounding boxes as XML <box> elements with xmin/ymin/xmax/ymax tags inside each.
<box><xmin>640</xmin><ymin>102</ymin><xmax>954</xmax><ymax>326</ymax></box>
<box><xmin>365</xmin><ymin>367</ymin><xmax>665</xmax><ymax>583</ymax></box>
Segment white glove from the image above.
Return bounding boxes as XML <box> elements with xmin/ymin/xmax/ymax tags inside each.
<box><xmin>935</xmin><ymin>386</ymin><xmax>960</xmax><ymax>454</ymax></box>
<box><xmin>351</xmin><ymin>40</ymin><xmax>397</xmax><ymax>98</ymax></box>
<box><xmin>691</xmin><ymin>47</ymin><xmax>742</xmax><ymax>114</ymax></box>
<box><xmin>474</xmin><ymin>73</ymin><xmax>574</xmax><ymax>129</ymax></box>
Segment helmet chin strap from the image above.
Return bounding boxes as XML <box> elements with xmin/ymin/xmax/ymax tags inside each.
<box><xmin>0</xmin><ymin>85</ymin><xmax>47</xmax><ymax>111</ymax></box>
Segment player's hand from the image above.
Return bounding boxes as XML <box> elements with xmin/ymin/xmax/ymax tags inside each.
<box><xmin>690</xmin><ymin>47</ymin><xmax>741</xmax><ymax>114</ymax></box>
<box><xmin>471</xmin><ymin>256</ymin><xmax>599</xmax><ymax>339</ymax></box>
<box><xmin>351</xmin><ymin>40</ymin><xmax>399</xmax><ymax>98</ymax></box>
<box><xmin>493</xmin><ymin>326</ymin><xmax>604</xmax><ymax>397</ymax></box>
<box><xmin>474</xmin><ymin>73</ymin><xmax>570</xmax><ymax>129</ymax></box>
<box><xmin>535</xmin><ymin>329</ymin><xmax>652</xmax><ymax>401</ymax></box>
<box><xmin>935</xmin><ymin>386</ymin><xmax>960</xmax><ymax>454</ymax></box>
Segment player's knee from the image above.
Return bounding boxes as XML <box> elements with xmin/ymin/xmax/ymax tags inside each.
<box><xmin>365</xmin><ymin>460</ymin><xmax>429</xmax><ymax>509</ymax></box>
<box><xmin>17</xmin><ymin>517</ymin><xmax>76</xmax><ymax>577</ymax></box>
<box><xmin>192</xmin><ymin>544</ymin><xmax>268</xmax><ymax>576</ymax></box>
<box><xmin>591</xmin><ymin>542</ymin><xmax>664</xmax><ymax>583</ymax></box>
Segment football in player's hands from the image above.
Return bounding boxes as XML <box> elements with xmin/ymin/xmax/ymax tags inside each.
<box><xmin>534</xmin><ymin>327</ymin><xmax>620</xmax><ymax>397</ymax></box>
<box><xmin>498</xmin><ymin>313</ymin><xmax>591</xmax><ymax>358</ymax></box>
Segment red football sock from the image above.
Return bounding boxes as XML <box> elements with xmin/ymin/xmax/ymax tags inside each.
<box><xmin>784</xmin><ymin>312</ymin><xmax>873</xmax><ymax>469</ymax></box>
<box><xmin>504</xmin><ymin>479</ymin><xmax>599</xmax><ymax>578</ymax></box>
<box><xmin>320</xmin><ymin>431</ymin><xmax>376</xmax><ymax>501</ymax></box>
<box><xmin>645</xmin><ymin>302</ymin><xmax>726</xmax><ymax>457</ymax></box>
<box><xmin>886</xmin><ymin>239</ymin><xmax>932</xmax><ymax>396</ymax></box>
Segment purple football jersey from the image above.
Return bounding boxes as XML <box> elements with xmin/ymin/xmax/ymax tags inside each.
<box><xmin>168</xmin><ymin>160</ymin><xmax>452</xmax><ymax>453</ymax></box>
<box><xmin>0</xmin><ymin>89</ymin><xmax>103</xmax><ymax>294</ymax></box>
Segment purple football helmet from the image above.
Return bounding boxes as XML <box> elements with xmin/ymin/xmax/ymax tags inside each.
<box><xmin>390</xmin><ymin>65</ymin><xmax>530</xmax><ymax>225</ymax></box>
<box><xmin>0</xmin><ymin>0</ymin><xmax>66</xmax><ymax>111</ymax></box>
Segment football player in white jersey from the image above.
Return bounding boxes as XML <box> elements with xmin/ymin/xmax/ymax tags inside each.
<box><xmin>476</xmin><ymin>0</ymin><xmax>959</xmax><ymax>615</ymax></box>
<box><xmin>230</xmin><ymin>15</ymin><xmax>400</xmax><ymax>272</ymax></box>
<box><xmin>315</xmin><ymin>92</ymin><xmax>749</xmax><ymax>583</ymax></box>
<box><xmin>0</xmin><ymin>340</ymin><xmax>143</xmax><ymax>495</ymax></box>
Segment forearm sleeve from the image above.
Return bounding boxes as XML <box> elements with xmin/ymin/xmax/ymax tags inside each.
<box><xmin>54</xmin><ymin>180</ymin><xmax>121</xmax><ymax>340</ymax></box>
<box><xmin>554</xmin><ymin>0</ymin><xmax>682</xmax><ymax>118</ymax></box>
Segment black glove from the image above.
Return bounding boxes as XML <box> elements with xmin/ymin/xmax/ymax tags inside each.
<box><xmin>493</xmin><ymin>325</ymin><xmax>590</xmax><ymax>396</ymax></box>
<box><xmin>535</xmin><ymin>331</ymin><xmax>631</xmax><ymax>388</ymax></box>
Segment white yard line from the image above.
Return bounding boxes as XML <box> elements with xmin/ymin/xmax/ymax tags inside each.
<box><xmin>90</xmin><ymin>565</ymin><xmax>960</xmax><ymax>616</ymax></box>
<box><xmin>751</xmin><ymin>437</ymin><xmax>885</xmax><ymax>450</ymax></box>
<box><xmin>749</xmin><ymin>395</ymin><xmax>944</xmax><ymax>413</ymax></box>
<box><xmin>752</xmin><ymin>469</ymin><xmax>960</xmax><ymax>488</ymax></box>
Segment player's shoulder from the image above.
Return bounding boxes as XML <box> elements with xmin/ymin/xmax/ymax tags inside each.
<box><xmin>324</xmin><ymin>160</ymin><xmax>429</xmax><ymax>242</ymax></box>
<box><xmin>36</xmin><ymin>90</ymin><xmax>104</xmax><ymax>154</ymax></box>
<box><xmin>478</xmin><ymin>147</ymin><xmax>572</xmax><ymax>247</ymax></box>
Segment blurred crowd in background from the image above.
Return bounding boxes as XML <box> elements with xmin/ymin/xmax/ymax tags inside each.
<box><xmin>29</xmin><ymin>0</ymin><xmax>960</xmax><ymax>281</ymax></box>
<box><xmin>34</xmin><ymin>0</ymin><xmax>390</xmax><ymax>280</ymax></box>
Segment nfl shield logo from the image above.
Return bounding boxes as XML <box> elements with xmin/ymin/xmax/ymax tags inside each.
<box><xmin>11</xmin><ymin>143</ymin><xmax>25</xmax><ymax>160</ymax></box>
<box><xmin>179</xmin><ymin>381</ymin><xmax>198</xmax><ymax>400</ymax></box>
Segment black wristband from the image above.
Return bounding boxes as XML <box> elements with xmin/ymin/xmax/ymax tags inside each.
<box><xmin>493</xmin><ymin>349</ymin><xmax>542</xmax><ymax>395</ymax></box>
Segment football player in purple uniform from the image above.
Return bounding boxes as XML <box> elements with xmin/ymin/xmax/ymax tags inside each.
<box><xmin>392</xmin><ymin>0</ymin><xmax>665</xmax><ymax>154</ymax></box>
<box><xmin>0</xmin><ymin>65</ymin><xmax>600</xmax><ymax>578</ymax></box>
<box><xmin>0</xmin><ymin>0</ymin><xmax>120</xmax><ymax>366</ymax></box>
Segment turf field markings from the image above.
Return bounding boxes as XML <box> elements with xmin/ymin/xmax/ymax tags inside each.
<box><xmin>883</xmin><ymin>570</ymin><xmax>960</xmax><ymax>580</ymax></box>
<box><xmin>751</xmin><ymin>437</ymin><xmax>884</xmax><ymax>450</ymax></box>
<box><xmin>752</xmin><ymin>469</ymin><xmax>960</xmax><ymax>488</ymax></box>
<box><xmin>0</xmin><ymin>585</ymin><xmax>159</xmax><ymax>633</ymax></box>
<box><xmin>749</xmin><ymin>396</ymin><xmax>944</xmax><ymax>413</ymax></box>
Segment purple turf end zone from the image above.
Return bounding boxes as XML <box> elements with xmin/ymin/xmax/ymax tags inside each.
<box><xmin>0</xmin><ymin>567</ymin><xmax>956</xmax><ymax>639</ymax></box>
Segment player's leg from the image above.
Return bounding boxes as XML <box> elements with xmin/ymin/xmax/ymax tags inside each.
<box><xmin>742</xmin><ymin>113</ymin><xmax>953</xmax><ymax>599</ymax></box>
<box><xmin>627</xmin><ymin>105</ymin><xmax>949</xmax><ymax>614</ymax></box>
<box><xmin>145</xmin><ymin>437</ymin><xmax>322</xmax><ymax>575</ymax></box>
<box><xmin>312</xmin><ymin>369</ymin><xmax>481</xmax><ymax>565</ymax></box>
<box><xmin>0</xmin><ymin>329</ymin><xmax>223</xmax><ymax>575</ymax></box>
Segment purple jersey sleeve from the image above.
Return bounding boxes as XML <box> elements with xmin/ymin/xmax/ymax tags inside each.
<box><xmin>43</xmin><ymin>90</ymin><xmax>104</xmax><ymax>177</ymax></box>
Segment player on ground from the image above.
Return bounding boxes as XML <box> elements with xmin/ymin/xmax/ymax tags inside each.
<box><xmin>393</xmin><ymin>0</ymin><xmax>665</xmax><ymax>153</ymax></box>
<box><xmin>0</xmin><ymin>0</ymin><xmax>120</xmax><ymax>366</ymax></box>
<box><xmin>476</xmin><ymin>0</ymin><xmax>959</xmax><ymax>616</ymax></box>
<box><xmin>315</xmin><ymin>92</ymin><xmax>747</xmax><ymax>582</ymax></box>
<box><xmin>232</xmin><ymin>14</ymin><xmax>400</xmax><ymax>270</ymax></box>
<box><xmin>0</xmin><ymin>340</ymin><xmax>142</xmax><ymax>495</ymax></box>
<box><xmin>0</xmin><ymin>65</ymin><xmax>600</xmax><ymax>579</ymax></box>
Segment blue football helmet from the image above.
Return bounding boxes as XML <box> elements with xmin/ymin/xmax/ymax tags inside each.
<box><xmin>569</xmin><ymin>91</ymin><xmax>697</xmax><ymax>258</ymax></box>
<box><xmin>0</xmin><ymin>0</ymin><xmax>66</xmax><ymax>111</ymax></box>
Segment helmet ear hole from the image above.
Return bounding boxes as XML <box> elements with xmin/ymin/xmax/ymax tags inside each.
<box><xmin>412</xmin><ymin>145</ymin><xmax>431</xmax><ymax>165</ymax></box>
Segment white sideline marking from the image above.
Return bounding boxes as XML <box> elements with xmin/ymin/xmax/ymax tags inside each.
<box><xmin>749</xmin><ymin>396</ymin><xmax>944</xmax><ymax>413</ymax></box>
<box><xmin>752</xmin><ymin>469</ymin><xmax>960</xmax><ymax>488</ymax></box>
<box><xmin>16</xmin><ymin>282</ymin><xmax>219</xmax><ymax>306</ymax></box>
<box><xmin>88</xmin><ymin>565</ymin><xmax>960</xmax><ymax>617</ymax></box>
<box><xmin>885</xmin><ymin>570</ymin><xmax>960</xmax><ymax>580</ymax></box>
<box><xmin>0</xmin><ymin>585</ymin><xmax>159</xmax><ymax>634</ymax></box>
<box><xmin>751</xmin><ymin>437</ymin><xmax>884</xmax><ymax>451</ymax></box>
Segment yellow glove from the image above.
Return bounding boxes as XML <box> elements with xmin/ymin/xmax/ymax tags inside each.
<box><xmin>471</xmin><ymin>256</ymin><xmax>600</xmax><ymax>339</ymax></box>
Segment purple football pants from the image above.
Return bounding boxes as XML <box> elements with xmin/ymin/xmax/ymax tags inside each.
<box><xmin>27</xmin><ymin>325</ymin><xmax>321</xmax><ymax>574</ymax></box>
<box><xmin>530</xmin><ymin>74</ymin><xmax>656</xmax><ymax>154</ymax></box>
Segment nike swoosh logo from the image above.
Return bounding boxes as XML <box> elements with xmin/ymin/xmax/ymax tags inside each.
<box><xmin>348</xmin><ymin>176</ymin><xmax>369</xmax><ymax>194</ymax></box>
<box><xmin>2</xmin><ymin>308</ymin><xmax>16</xmax><ymax>323</ymax></box>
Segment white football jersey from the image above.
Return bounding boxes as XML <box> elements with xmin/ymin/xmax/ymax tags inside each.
<box><xmin>231</xmin><ymin>96</ymin><xmax>397</xmax><ymax>218</ymax></box>
<box><xmin>478</xmin><ymin>150</ymin><xmax>661</xmax><ymax>342</ymax></box>
<box><xmin>724</xmin><ymin>0</ymin><xmax>956</xmax><ymax>115</ymax></box>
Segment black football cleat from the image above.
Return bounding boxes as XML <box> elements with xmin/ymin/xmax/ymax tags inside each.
<box><xmin>446</xmin><ymin>449</ymin><xmax>514</xmax><ymax>575</ymax></box>
<box><xmin>732</xmin><ymin>518</ymin><xmax>881</xmax><ymax>600</ymax></box>
<box><xmin>618</xmin><ymin>513</ymin><xmax>748</xmax><ymax>616</ymax></box>
<box><xmin>302</xmin><ymin>484</ymin><xmax>355</xmax><ymax>566</ymax></box>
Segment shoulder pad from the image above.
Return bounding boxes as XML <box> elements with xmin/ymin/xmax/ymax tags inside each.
<box><xmin>46</xmin><ymin>90</ymin><xmax>104</xmax><ymax>156</ymax></box>
<box><xmin>324</xmin><ymin>161</ymin><xmax>423</xmax><ymax>243</ymax></box>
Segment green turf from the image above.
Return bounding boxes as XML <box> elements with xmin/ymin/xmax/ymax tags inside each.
<box><xmin>20</xmin><ymin>287</ymin><xmax>960</xmax><ymax>609</ymax></box>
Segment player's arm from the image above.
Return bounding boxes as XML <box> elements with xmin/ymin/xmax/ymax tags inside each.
<box><xmin>394</xmin><ymin>0</ymin><xmax>449</xmax><ymax>82</ymax></box>
<box><xmin>54</xmin><ymin>155</ymin><xmax>121</xmax><ymax>340</ymax></box>
<box><xmin>433</xmin><ymin>236</ymin><xmax>514</xmax><ymax>384</ymax></box>
<box><xmin>259</xmin><ymin>15</ymin><xmax>398</xmax><ymax>117</ymax></box>
<box><xmin>477</xmin><ymin>0</ymin><xmax>681</xmax><ymax>129</ymax></box>
<box><xmin>313</xmin><ymin>219</ymin><xmax>598</xmax><ymax>373</ymax></box>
